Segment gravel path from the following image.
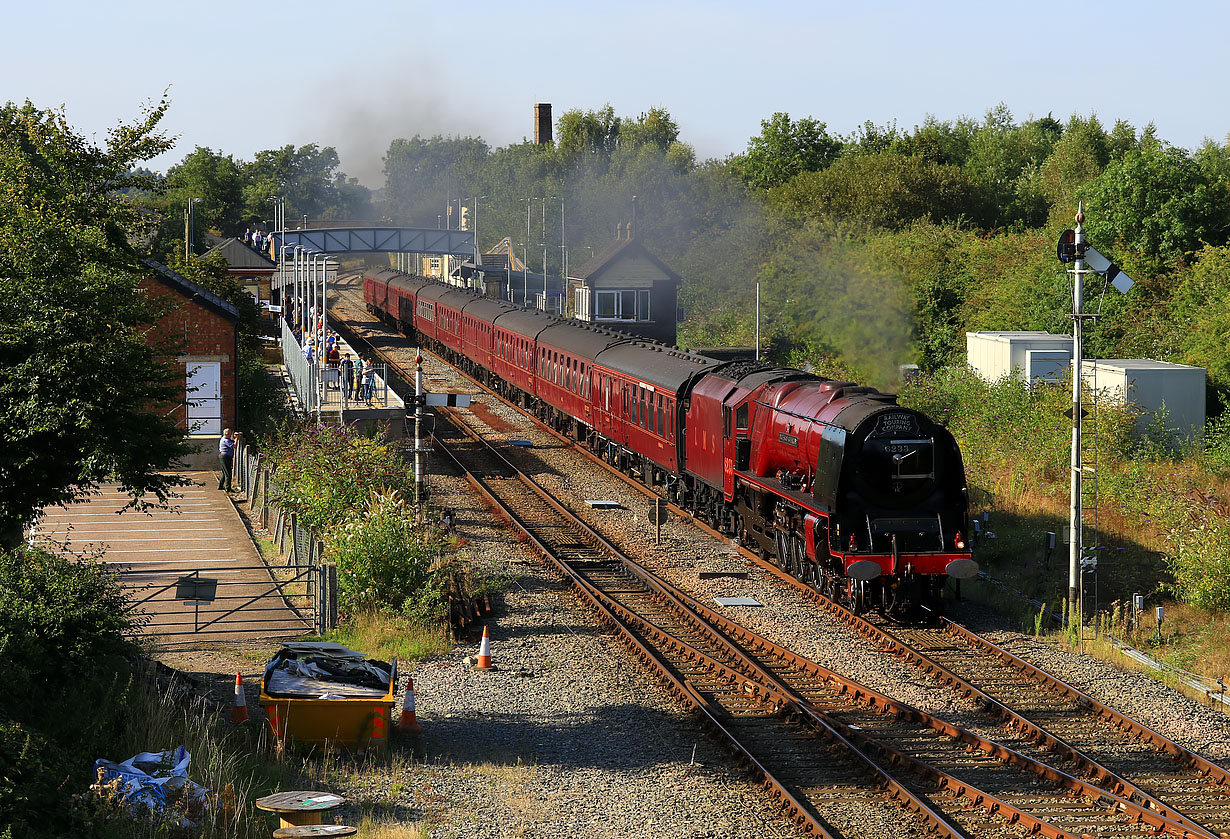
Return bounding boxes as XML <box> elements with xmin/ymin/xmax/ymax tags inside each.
<box><xmin>330</xmin><ymin>464</ymin><xmax>809</xmax><ymax>839</ymax></box>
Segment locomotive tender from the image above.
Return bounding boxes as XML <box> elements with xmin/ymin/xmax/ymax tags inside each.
<box><xmin>364</xmin><ymin>268</ymin><xmax>976</xmax><ymax>617</ymax></box>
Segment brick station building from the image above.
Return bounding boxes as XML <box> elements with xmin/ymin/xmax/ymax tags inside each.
<box><xmin>139</xmin><ymin>258</ymin><xmax>240</xmax><ymax>469</ymax></box>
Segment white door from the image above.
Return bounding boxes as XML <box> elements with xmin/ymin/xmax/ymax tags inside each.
<box><xmin>186</xmin><ymin>362</ymin><xmax>222</xmax><ymax>435</ymax></box>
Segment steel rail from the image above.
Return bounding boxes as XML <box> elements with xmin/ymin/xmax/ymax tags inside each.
<box><xmin>429</xmin><ymin>410</ymin><xmax>964</xmax><ymax>838</ymax></box>
<box><xmin>429</xmin><ymin>402</ymin><xmax>1202</xmax><ymax>838</ymax></box>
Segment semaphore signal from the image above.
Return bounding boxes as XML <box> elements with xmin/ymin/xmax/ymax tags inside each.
<box><xmin>1055</xmin><ymin>204</ymin><xmax>1135</xmax><ymax>623</ymax></box>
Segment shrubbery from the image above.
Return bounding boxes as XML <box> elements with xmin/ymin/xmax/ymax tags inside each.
<box><xmin>266</xmin><ymin>424</ymin><xmax>457</xmax><ymax>623</ymax></box>
<box><xmin>327</xmin><ymin>490</ymin><xmax>452</xmax><ymax>622</ymax></box>
<box><xmin>266</xmin><ymin>424</ymin><xmax>414</xmax><ymax>532</ymax></box>
<box><xmin>0</xmin><ymin>548</ymin><xmax>144</xmax><ymax>837</ymax></box>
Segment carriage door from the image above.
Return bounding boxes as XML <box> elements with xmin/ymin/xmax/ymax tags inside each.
<box><xmin>186</xmin><ymin>361</ymin><xmax>222</xmax><ymax>435</ymax></box>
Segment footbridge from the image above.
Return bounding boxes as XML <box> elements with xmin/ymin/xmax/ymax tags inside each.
<box><xmin>273</xmin><ymin>226</ymin><xmax>474</xmax><ymax>256</ymax></box>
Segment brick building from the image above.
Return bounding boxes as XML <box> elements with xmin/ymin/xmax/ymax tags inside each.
<box><xmin>203</xmin><ymin>237</ymin><xmax>277</xmax><ymax>304</ymax></box>
<box><xmin>139</xmin><ymin>259</ymin><xmax>240</xmax><ymax>468</ymax></box>
<box><xmin>568</xmin><ymin>227</ymin><xmax>681</xmax><ymax>346</ymax></box>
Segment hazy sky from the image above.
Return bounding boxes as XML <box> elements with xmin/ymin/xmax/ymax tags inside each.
<box><xmin>6</xmin><ymin>1</ymin><xmax>1227</xmax><ymax>186</ymax></box>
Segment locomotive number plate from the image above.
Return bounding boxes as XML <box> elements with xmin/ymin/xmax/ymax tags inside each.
<box><xmin>778</xmin><ymin>432</ymin><xmax>799</xmax><ymax>447</ymax></box>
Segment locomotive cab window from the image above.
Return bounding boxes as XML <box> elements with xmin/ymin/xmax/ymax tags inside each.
<box><xmin>736</xmin><ymin>402</ymin><xmax>749</xmax><ymax>432</ymax></box>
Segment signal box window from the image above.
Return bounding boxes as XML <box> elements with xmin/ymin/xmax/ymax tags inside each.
<box><xmin>595</xmin><ymin>289</ymin><xmax>651</xmax><ymax>321</ymax></box>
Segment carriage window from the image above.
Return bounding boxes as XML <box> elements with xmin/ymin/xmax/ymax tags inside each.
<box><xmin>639</xmin><ymin>389</ymin><xmax>647</xmax><ymax>428</ymax></box>
<box><xmin>657</xmin><ymin>395</ymin><xmax>664</xmax><ymax>436</ymax></box>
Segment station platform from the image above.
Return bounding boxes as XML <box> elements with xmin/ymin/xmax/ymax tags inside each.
<box><xmin>278</xmin><ymin>321</ymin><xmax>406</xmax><ymax>438</ymax></box>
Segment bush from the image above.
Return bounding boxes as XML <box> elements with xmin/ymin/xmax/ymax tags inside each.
<box><xmin>0</xmin><ymin>548</ymin><xmax>140</xmax><ymax>722</ymax></box>
<box><xmin>326</xmin><ymin>490</ymin><xmax>451</xmax><ymax>621</ymax></box>
<box><xmin>1163</xmin><ymin>521</ymin><xmax>1230</xmax><ymax>611</ymax></box>
<box><xmin>266</xmin><ymin>423</ymin><xmax>414</xmax><ymax>532</ymax></box>
<box><xmin>0</xmin><ymin>547</ymin><xmax>145</xmax><ymax>838</ymax></box>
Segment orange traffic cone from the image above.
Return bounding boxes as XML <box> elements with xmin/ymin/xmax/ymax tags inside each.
<box><xmin>475</xmin><ymin>625</ymin><xmax>494</xmax><ymax>670</ymax></box>
<box><xmin>395</xmin><ymin>675</ymin><xmax>424</xmax><ymax>734</ymax></box>
<box><xmin>231</xmin><ymin>672</ymin><xmax>249</xmax><ymax>724</ymax></box>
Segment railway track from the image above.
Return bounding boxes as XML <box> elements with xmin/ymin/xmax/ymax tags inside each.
<box><xmin>327</xmin><ymin>279</ymin><xmax>1229</xmax><ymax>837</ymax></box>
<box><xmin>432</xmin><ymin>382</ymin><xmax>1206</xmax><ymax>838</ymax></box>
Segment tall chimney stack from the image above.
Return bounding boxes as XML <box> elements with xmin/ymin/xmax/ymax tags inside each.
<box><xmin>534</xmin><ymin>103</ymin><xmax>553</xmax><ymax>146</ymax></box>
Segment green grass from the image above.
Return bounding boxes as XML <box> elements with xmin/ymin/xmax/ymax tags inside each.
<box><xmin>308</xmin><ymin>609</ymin><xmax>454</xmax><ymax>663</ymax></box>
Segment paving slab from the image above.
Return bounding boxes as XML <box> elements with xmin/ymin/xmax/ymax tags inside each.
<box><xmin>32</xmin><ymin>472</ymin><xmax>310</xmax><ymax>645</ymax></box>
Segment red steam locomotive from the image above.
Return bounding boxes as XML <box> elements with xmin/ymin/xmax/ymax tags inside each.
<box><xmin>364</xmin><ymin>268</ymin><xmax>976</xmax><ymax>617</ymax></box>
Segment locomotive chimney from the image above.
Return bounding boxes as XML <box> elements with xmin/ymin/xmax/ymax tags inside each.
<box><xmin>534</xmin><ymin>103</ymin><xmax>553</xmax><ymax>146</ymax></box>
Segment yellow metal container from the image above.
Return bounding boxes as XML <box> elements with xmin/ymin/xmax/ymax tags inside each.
<box><xmin>259</xmin><ymin>648</ymin><xmax>397</xmax><ymax>751</ymax></box>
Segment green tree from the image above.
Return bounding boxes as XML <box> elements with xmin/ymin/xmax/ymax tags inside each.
<box><xmin>736</xmin><ymin>112</ymin><xmax>843</xmax><ymax>189</ymax></box>
<box><xmin>244</xmin><ymin>143</ymin><xmax>371</xmax><ymax>228</ymax></box>
<box><xmin>0</xmin><ymin>99</ymin><xmax>190</xmax><ymax>545</ymax></box>
<box><xmin>619</xmin><ymin>107</ymin><xmax>680</xmax><ymax>152</ymax></box>
<box><xmin>1080</xmin><ymin>142</ymin><xmax>1230</xmax><ymax>264</ymax></box>
<box><xmin>1166</xmin><ymin>245</ymin><xmax>1230</xmax><ymax>408</ymax></box>
<box><xmin>380</xmin><ymin>134</ymin><xmax>491</xmax><ymax>226</ymax></box>
<box><xmin>773</xmin><ymin>152</ymin><xmax>982</xmax><ymax>231</ymax></box>
<box><xmin>556</xmin><ymin>105</ymin><xmax>621</xmax><ymax>159</ymax></box>
<box><xmin>162</xmin><ymin>145</ymin><xmax>245</xmax><ymax>251</ymax></box>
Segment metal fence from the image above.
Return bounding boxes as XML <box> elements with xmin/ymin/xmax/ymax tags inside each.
<box><xmin>280</xmin><ymin>317</ymin><xmax>392</xmax><ymax>414</ymax></box>
<box><xmin>234</xmin><ymin>439</ymin><xmax>338</xmax><ymax>631</ymax></box>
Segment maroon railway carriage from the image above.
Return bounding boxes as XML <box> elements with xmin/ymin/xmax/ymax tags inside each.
<box><xmin>489</xmin><ymin>308</ymin><xmax>553</xmax><ymax>406</ymax></box>
<box><xmin>591</xmin><ymin>342</ymin><xmax>717</xmax><ymax>482</ymax></box>
<box><xmin>459</xmin><ymin>297</ymin><xmax>517</xmax><ymax>376</ymax></box>
<box><xmin>414</xmin><ymin>284</ymin><xmax>474</xmax><ymax>356</ymax></box>
<box><xmin>533</xmin><ymin>322</ymin><xmax>628</xmax><ymax>438</ymax></box>
<box><xmin>363</xmin><ymin>269</ymin><xmax>434</xmax><ymax>336</ymax></box>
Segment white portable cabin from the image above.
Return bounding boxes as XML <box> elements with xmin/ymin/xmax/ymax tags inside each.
<box><xmin>1081</xmin><ymin>359</ymin><xmax>1206</xmax><ymax>441</ymax></box>
<box><xmin>966</xmin><ymin>332</ymin><xmax>1073</xmax><ymax>384</ymax></box>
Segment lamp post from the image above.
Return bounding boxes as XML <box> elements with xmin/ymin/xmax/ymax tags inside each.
<box><xmin>554</xmin><ymin>195</ymin><xmax>565</xmax><ymax>314</ymax></box>
<box><xmin>540</xmin><ymin>197</ymin><xmax>548</xmax><ymax>308</ymax></box>
<box><xmin>519</xmin><ymin>242</ymin><xmax>528</xmax><ymax>307</ymax></box>
<box><xmin>187</xmin><ymin>197</ymin><xmax>202</xmax><ymax>259</ymax></box>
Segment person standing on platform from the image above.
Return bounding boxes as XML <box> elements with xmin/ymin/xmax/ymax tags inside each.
<box><xmin>340</xmin><ymin>353</ymin><xmax>354</xmax><ymax>402</ymax></box>
<box><xmin>362</xmin><ymin>358</ymin><xmax>376</xmax><ymax>403</ymax></box>
<box><xmin>218</xmin><ymin>428</ymin><xmax>241</xmax><ymax>492</ymax></box>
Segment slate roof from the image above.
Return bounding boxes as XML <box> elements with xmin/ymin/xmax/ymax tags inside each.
<box><xmin>570</xmin><ymin>237</ymin><xmax>681</xmax><ymax>283</ymax></box>
<box><xmin>142</xmin><ymin>258</ymin><xmax>240</xmax><ymax>322</ymax></box>
<box><xmin>204</xmin><ymin>238</ymin><xmax>277</xmax><ymax>270</ymax></box>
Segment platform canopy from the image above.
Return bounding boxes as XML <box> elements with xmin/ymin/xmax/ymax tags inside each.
<box><xmin>273</xmin><ymin>227</ymin><xmax>475</xmax><ymax>256</ymax></box>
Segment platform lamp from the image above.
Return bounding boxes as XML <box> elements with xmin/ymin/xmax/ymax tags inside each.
<box><xmin>186</xmin><ymin>197</ymin><xmax>202</xmax><ymax>259</ymax></box>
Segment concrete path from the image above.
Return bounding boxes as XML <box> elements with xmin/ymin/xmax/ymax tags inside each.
<box><xmin>32</xmin><ymin>472</ymin><xmax>310</xmax><ymax>646</ymax></box>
